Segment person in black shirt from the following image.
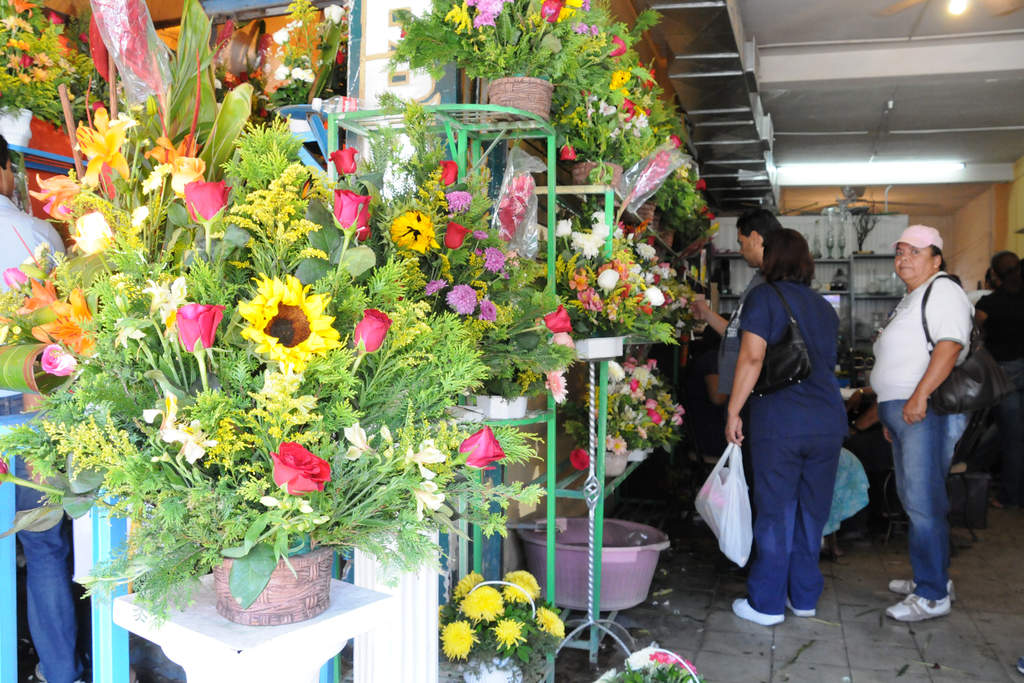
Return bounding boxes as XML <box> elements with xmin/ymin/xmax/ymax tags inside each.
<box><xmin>975</xmin><ymin>251</ymin><xmax>1024</xmax><ymax>507</ymax></box>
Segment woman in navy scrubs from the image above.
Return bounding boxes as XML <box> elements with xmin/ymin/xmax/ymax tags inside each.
<box><xmin>725</xmin><ymin>228</ymin><xmax>847</xmax><ymax>626</ymax></box>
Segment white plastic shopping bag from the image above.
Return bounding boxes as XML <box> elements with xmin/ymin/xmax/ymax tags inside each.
<box><xmin>694</xmin><ymin>443</ymin><xmax>752</xmax><ymax>566</ymax></box>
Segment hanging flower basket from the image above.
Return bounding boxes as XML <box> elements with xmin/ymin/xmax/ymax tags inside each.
<box><xmin>212</xmin><ymin>546</ymin><xmax>334</xmax><ymax>626</ymax></box>
<box><xmin>0</xmin><ymin>108</ymin><xmax>33</xmax><ymax>148</ymax></box>
<box><xmin>571</xmin><ymin>161</ymin><xmax>623</xmax><ymax>187</ymax></box>
<box><xmin>635</xmin><ymin>201</ymin><xmax>656</xmax><ymax>225</ymax></box>
<box><xmin>487</xmin><ymin>77</ymin><xmax>553</xmax><ymax>121</ymax></box>
<box><xmin>463</xmin><ymin>657</ymin><xmax>524</xmax><ymax>683</ymax></box>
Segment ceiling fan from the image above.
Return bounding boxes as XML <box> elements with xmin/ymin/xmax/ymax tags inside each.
<box><xmin>877</xmin><ymin>0</ymin><xmax>1024</xmax><ymax>16</ymax></box>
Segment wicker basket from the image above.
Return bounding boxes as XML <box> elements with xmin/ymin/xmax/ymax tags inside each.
<box><xmin>487</xmin><ymin>76</ymin><xmax>554</xmax><ymax>120</ymax></box>
<box><xmin>571</xmin><ymin>161</ymin><xmax>623</xmax><ymax>187</ymax></box>
<box><xmin>213</xmin><ymin>546</ymin><xmax>333</xmax><ymax>626</ymax></box>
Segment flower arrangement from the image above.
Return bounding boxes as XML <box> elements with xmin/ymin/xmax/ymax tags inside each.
<box><xmin>565</xmin><ymin>356</ymin><xmax>683</xmax><ymax>456</ymax></box>
<box><xmin>652</xmin><ymin>166</ymin><xmax>716</xmax><ymax>252</ymax></box>
<box><xmin>0</xmin><ymin>0</ymin><xmax>97</xmax><ymax>126</ymax></box>
<box><xmin>390</xmin><ymin>0</ymin><xmax>601</xmax><ymax>83</ymax></box>
<box><xmin>595</xmin><ymin>646</ymin><xmax>703</xmax><ymax>682</ymax></box>
<box><xmin>440</xmin><ymin>570</ymin><xmax>565</xmax><ymax>682</ymax></box>
<box><xmin>0</xmin><ymin>93</ymin><xmax>544</xmax><ymax>616</ymax></box>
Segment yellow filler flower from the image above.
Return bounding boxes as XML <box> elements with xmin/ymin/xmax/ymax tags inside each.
<box><xmin>445</xmin><ymin>2</ymin><xmax>472</xmax><ymax>34</ymax></box>
<box><xmin>390</xmin><ymin>210</ymin><xmax>439</xmax><ymax>254</ymax></box>
<box><xmin>76</xmin><ymin>107</ymin><xmax>132</xmax><ymax>186</ymax></box>
<box><xmin>239</xmin><ymin>275</ymin><xmax>341</xmax><ymax>371</ymax></box>
<box><xmin>440</xmin><ymin>621</ymin><xmax>477</xmax><ymax>661</ymax></box>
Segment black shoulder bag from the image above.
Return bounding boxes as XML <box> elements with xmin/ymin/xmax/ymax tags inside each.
<box><xmin>753</xmin><ymin>283</ymin><xmax>812</xmax><ymax>396</ymax></box>
<box><xmin>921</xmin><ymin>275</ymin><xmax>1011</xmax><ymax>414</ymax></box>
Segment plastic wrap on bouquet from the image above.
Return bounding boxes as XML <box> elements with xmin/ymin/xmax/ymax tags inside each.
<box><xmin>616</xmin><ymin>145</ymin><xmax>690</xmax><ymax>217</ymax></box>
<box><xmin>491</xmin><ymin>147</ymin><xmax>545</xmax><ymax>258</ymax></box>
<box><xmin>90</xmin><ymin>0</ymin><xmax>171</xmax><ymax>105</ymax></box>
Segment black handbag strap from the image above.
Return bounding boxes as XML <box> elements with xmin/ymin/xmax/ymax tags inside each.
<box><xmin>765</xmin><ymin>282</ymin><xmax>803</xmax><ymax>334</ymax></box>
<box><xmin>920</xmin><ymin>274</ymin><xmax>972</xmax><ymax>352</ymax></box>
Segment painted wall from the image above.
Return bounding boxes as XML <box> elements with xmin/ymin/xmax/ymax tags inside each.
<box><xmin>940</xmin><ymin>187</ymin><xmax>1010</xmax><ymax>291</ymax></box>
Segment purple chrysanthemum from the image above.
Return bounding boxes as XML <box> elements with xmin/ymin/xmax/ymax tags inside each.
<box><xmin>483</xmin><ymin>247</ymin><xmax>506</xmax><ymax>273</ymax></box>
<box><xmin>425</xmin><ymin>279</ymin><xmax>447</xmax><ymax>295</ymax></box>
<box><xmin>478</xmin><ymin>299</ymin><xmax>497</xmax><ymax>322</ymax></box>
<box><xmin>582</xmin><ymin>0</ymin><xmax>591</xmax><ymax>10</ymax></box>
<box><xmin>447</xmin><ymin>284</ymin><xmax>478</xmax><ymax>315</ymax></box>
<box><xmin>590</xmin><ymin>25</ymin><xmax>599</xmax><ymax>36</ymax></box>
<box><xmin>473</xmin><ymin>230</ymin><xmax>489</xmax><ymax>240</ymax></box>
<box><xmin>446</xmin><ymin>191</ymin><xmax>473</xmax><ymax>214</ymax></box>
<box><xmin>574</xmin><ymin>23</ymin><xmax>589</xmax><ymax>34</ymax></box>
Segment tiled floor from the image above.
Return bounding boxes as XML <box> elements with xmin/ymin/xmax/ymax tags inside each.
<box><xmin>556</xmin><ymin>507</ymin><xmax>1024</xmax><ymax>682</ymax></box>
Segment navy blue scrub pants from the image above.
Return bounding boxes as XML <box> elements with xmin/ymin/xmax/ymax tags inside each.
<box><xmin>747</xmin><ymin>434</ymin><xmax>842</xmax><ymax>616</ymax></box>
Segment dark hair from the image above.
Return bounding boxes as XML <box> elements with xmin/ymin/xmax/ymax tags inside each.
<box><xmin>762</xmin><ymin>228</ymin><xmax>814</xmax><ymax>285</ymax></box>
<box><xmin>928</xmin><ymin>245</ymin><xmax>947</xmax><ymax>272</ymax></box>
<box><xmin>991</xmin><ymin>250</ymin><xmax>1020</xmax><ymax>278</ymax></box>
<box><xmin>0</xmin><ymin>134</ymin><xmax>8</xmax><ymax>170</ymax></box>
<box><xmin>736</xmin><ymin>209</ymin><xmax>782</xmax><ymax>238</ymax></box>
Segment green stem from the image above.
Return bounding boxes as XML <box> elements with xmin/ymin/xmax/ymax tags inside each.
<box><xmin>194</xmin><ymin>348</ymin><xmax>210</xmax><ymax>393</ymax></box>
<box><xmin>0</xmin><ymin>474</ymin><xmax>64</xmax><ymax>497</ymax></box>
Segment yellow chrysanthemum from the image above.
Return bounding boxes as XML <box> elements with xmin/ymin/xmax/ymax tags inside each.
<box><xmin>536</xmin><ymin>606</ymin><xmax>565</xmax><ymax>638</ymax></box>
<box><xmin>460</xmin><ymin>585</ymin><xmax>503</xmax><ymax>623</ymax></box>
<box><xmin>445</xmin><ymin>2</ymin><xmax>472</xmax><ymax>34</ymax></box>
<box><xmin>610</xmin><ymin>70</ymin><xmax>631</xmax><ymax>91</ymax></box>
<box><xmin>238</xmin><ymin>275</ymin><xmax>341</xmax><ymax>371</ymax></box>
<box><xmin>441</xmin><ymin>621</ymin><xmax>477</xmax><ymax>661</ymax></box>
<box><xmin>502</xmin><ymin>570</ymin><xmax>541</xmax><ymax>603</ymax></box>
<box><xmin>492</xmin><ymin>619</ymin><xmax>526</xmax><ymax>650</ymax></box>
<box><xmin>453</xmin><ymin>571</ymin><xmax>484</xmax><ymax>601</ymax></box>
<box><xmin>390</xmin><ymin>211</ymin><xmax>439</xmax><ymax>254</ymax></box>
<box><xmin>76</xmin><ymin>107</ymin><xmax>131</xmax><ymax>186</ymax></box>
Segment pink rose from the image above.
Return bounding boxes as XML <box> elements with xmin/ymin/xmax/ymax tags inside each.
<box><xmin>271</xmin><ymin>442</ymin><xmax>331</xmax><ymax>495</ymax></box>
<box><xmin>610</xmin><ymin>36</ymin><xmax>627</xmax><ymax>57</ymax></box>
<box><xmin>176</xmin><ymin>303</ymin><xmax>225</xmax><ymax>352</ymax></box>
<box><xmin>3</xmin><ymin>268</ymin><xmax>27</xmax><ymax>289</ymax></box>
<box><xmin>669</xmin><ymin>134</ymin><xmax>683</xmax><ymax>149</ymax></box>
<box><xmin>551</xmin><ymin>332</ymin><xmax>575</xmax><ymax>349</ymax></box>
<box><xmin>353</xmin><ymin>308</ymin><xmax>392</xmax><ymax>353</ymax></box>
<box><xmin>647</xmin><ymin>408</ymin><xmax>663</xmax><ymax>425</ymax></box>
<box><xmin>460</xmin><ymin>426</ymin><xmax>505</xmax><ymax>469</ymax></box>
<box><xmin>333</xmin><ymin>189</ymin><xmax>372</xmax><ymax>241</ymax></box>
<box><xmin>184</xmin><ymin>180</ymin><xmax>230</xmax><ymax>221</ymax></box>
<box><xmin>329</xmin><ymin>146</ymin><xmax>358</xmax><ymax>175</ymax></box>
<box><xmin>645</xmin><ymin>398</ymin><xmax>658</xmax><ymax>410</ymax></box>
<box><xmin>40</xmin><ymin>344</ymin><xmax>76</xmax><ymax>376</ymax></box>
<box><xmin>0</xmin><ymin>458</ymin><xmax>7</xmax><ymax>475</ymax></box>
<box><xmin>541</xmin><ymin>0</ymin><xmax>563</xmax><ymax>23</ymax></box>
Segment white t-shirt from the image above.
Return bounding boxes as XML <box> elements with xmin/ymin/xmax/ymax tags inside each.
<box><xmin>870</xmin><ymin>272</ymin><xmax>973</xmax><ymax>403</ymax></box>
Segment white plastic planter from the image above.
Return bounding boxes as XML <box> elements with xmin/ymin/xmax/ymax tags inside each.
<box><xmin>0</xmin><ymin>108</ymin><xmax>32</xmax><ymax>147</ymax></box>
<box><xmin>463</xmin><ymin>657</ymin><xmax>522</xmax><ymax>683</ymax></box>
<box><xmin>473</xmin><ymin>395</ymin><xmax>528</xmax><ymax>420</ymax></box>
<box><xmin>575</xmin><ymin>335</ymin><xmax>625</xmax><ymax>361</ymax></box>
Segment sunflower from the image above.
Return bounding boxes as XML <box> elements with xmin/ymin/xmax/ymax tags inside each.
<box><xmin>502</xmin><ymin>570</ymin><xmax>541</xmax><ymax>603</ymax></box>
<box><xmin>440</xmin><ymin>621</ymin><xmax>477</xmax><ymax>661</ymax></box>
<box><xmin>390</xmin><ymin>210</ymin><xmax>439</xmax><ymax>254</ymax></box>
<box><xmin>238</xmin><ymin>275</ymin><xmax>341</xmax><ymax>371</ymax></box>
<box><xmin>460</xmin><ymin>585</ymin><xmax>503</xmax><ymax>623</ymax></box>
<box><xmin>453</xmin><ymin>571</ymin><xmax>484</xmax><ymax>602</ymax></box>
<box><xmin>536</xmin><ymin>606</ymin><xmax>565</xmax><ymax>638</ymax></box>
<box><xmin>492</xmin><ymin>619</ymin><xmax>526</xmax><ymax>650</ymax></box>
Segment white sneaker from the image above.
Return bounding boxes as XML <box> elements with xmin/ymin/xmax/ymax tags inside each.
<box><xmin>885</xmin><ymin>593</ymin><xmax>951</xmax><ymax>622</ymax></box>
<box><xmin>732</xmin><ymin>598</ymin><xmax>784</xmax><ymax>626</ymax></box>
<box><xmin>888</xmin><ymin>578</ymin><xmax>956</xmax><ymax>601</ymax></box>
<box><xmin>786</xmin><ymin>597</ymin><xmax>816</xmax><ymax>617</ymax></box>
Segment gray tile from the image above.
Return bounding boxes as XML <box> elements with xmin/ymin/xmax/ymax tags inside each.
<box><xmin>844</xmin><ymin>643</ymin><xmax>921</xmax><ymax>673</ymax></box>
<box><xmin>772</xmin><ymin>635</ymin><xmax>848</xmax><ymax>668</ymax></box>
<box><xmin>705</xmin><ymin>607</ymin><xmax>781</xmax><ymax>635</ymax></box>
<box><xmin>699</xmin><ymin>628</ymin><xmax>775</xmax><ymax>658</ymax></box>
<box><xmin>694</xmin><ymin>649</ymin><xmax>771</xmax><ymax>683</ymax></box>
<box><xmin>775</xmin><ymin>615</ymin><xmax>846</xmax><ymax>642</ymax></box>
<box><xmin>772</xmin><ymin>662</ymin><xmax>851</xmax><ymax>683</ymax></box>
<box><xmin>849</xmin><ymin>666</ymin><xmax>932</xmax><ymax>682</ymax></box>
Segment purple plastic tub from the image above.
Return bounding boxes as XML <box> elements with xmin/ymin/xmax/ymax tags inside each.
<box><xmin>517</xmin><ymin>518</ymin><xmax>670</xmax><ymax>611</ymax></box>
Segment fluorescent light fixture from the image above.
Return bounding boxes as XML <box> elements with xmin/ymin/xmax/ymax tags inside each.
<box><xmin>776</xmin><ymin>160</ymin><xmax>966</xmax><ymax>186</ymax></box>
<box><xmin>948</xmin><ymin>0</ymin><xmax>969</xmax><ymax>14</ymax></box>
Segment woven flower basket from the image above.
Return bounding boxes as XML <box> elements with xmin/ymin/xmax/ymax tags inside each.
<box><xmin>570</xmin><ymin>161</ymin><xmax>623</xmax><ymax>187</ymax></box>
<box><xmin>487</xmin><ymin>76</ymin><xmax>554</xmax><ymax>121</ymax></box>
<box><xmin>213</xmin><ymin>546</ymin><xmax>334</xmax><ymax>626</ymax></box>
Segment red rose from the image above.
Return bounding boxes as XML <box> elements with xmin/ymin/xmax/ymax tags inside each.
<box><xmin>440</xmin><ymin>161</ymin><xmax>458</xmax><ymax>186</ymax></box>
<box><xmin>445</xmin><ymin>221</ymin><xmax>470</xmax><ymax>249</ymax></box>
<box><xmin>647</xmin><ymin>408</ymin><xmax>663</xmax><ymax>425</ymax></box>
<box><xmin>329</xmin><ymin>146</ymin><xmax>358</xmax><ymax>175</ymax></box>
<box><xmin>271</xmin><ymin>442</ymin><xmax>331</xmax><ymax>495</ymax></box>
<box><xmin>706</xmin><ymin>211</ymin><xmax>716</xmax><ymax>220</ymax></box>
<box><xmin>622</xmin><ymin>99</ymin><xmax>636</xmax><ymax>119</ymax></box>
<box><xmin>176</xmin><ymin>303</ymin><xmax>226</xmax><ymax>352</ymax></box>
<box><xmin>184</xmin><ymin>180</ymin><xmax>230</xmax><ymax>221</ymax></box>
<box><xmin>543</xmin><ymin>305</ymin><xmax>572</xmax><ymax>334</ymax></box>
<box><xmin>669</xmin><ymin>134</ymin><xmax>682</xmax><ymax>149</ymax></box>
<box><xmin>559</xmin><ymin>144</ymin><xmax>576</xmax><ymax>161</ymax></box>
<box><xmin>46</xmin><ymin>10</ymin><xmax>65</xmax><ymax>24</ymax></box>
<box><xmin>695</xmin><ymin>178</ymin><xmax>706</xmax><ymax>191</ymax></box>
<box><xmin>354</xmin><ymin>308</ymin><xmax>392</xmax><ymax>353</ymax></box>
<box><xmin>610</xmin><ymin>36</ymin><xmax>627</xmax><ymax>57</ymax></box>
<box><xmin>333</xmin><ymin>189</ymin><xmax>371</xmax><ymax>241</ymax></box>
<box><xmin>0</xmin><ymin>458</ymin><xmax>8</xmax><ymax>476</ymax></box>
<box><xmin>570</xmin><ymin>448</ymin><xmax>589</xmax><ymax>471</ymax></box>
<box><xmin>541</xmin><ymin>0</ymin><xmax>563</xmax><ymax>23</ymax></box>
<box><xmin>459</xmin><ymin>427</ymin><xmax>506</xmax><ymax>469</ymax></box>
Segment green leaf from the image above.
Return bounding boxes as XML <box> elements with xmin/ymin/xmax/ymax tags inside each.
<box><xmin>243</xmin><ymin>512</ymin><xmax>270</xmax><ymax>549</ymax></box>
<box><xmin>339</xmin><ymin>246</ymin><xmax>376</xmax><ymax>278</ymax></box>
<box><xmin>143</xmin><ymin>370</ymin><xmax>188</xmax><ymax>402</ymax></box>
<box><xmin>221</xmin><ymin>224</ymin><xmax>252</xmax><ymax>248</ymax></box>
<box><xmin>228</xmin><ymin>542</ymin><xmax>277</xmax><ymax>609</ymax></box>
<box><xmin>295</xmin><ymin>258</ymin><xmax>332</xmax><ymax>286</ymax></box>
<box><xmin>0</xmin><ymin>344</ymin><xmax>67</xmax><ymax>394</ymax></box>
<box><xmin>0</xmin><ymin>505</ymin><xmax>64</xmax><ymax>537</ymax></box>
<box><xmin>512</xmin><ymin>331</ymin><xmax>540</xmax><ymax>351</ymax></box>
<box><xmin>63</xmin><ymin>253</ymin><xmax>108</xmax><ymax>288</ymax></box>
<box><xmin>200</xmin><ymin>83</ymin><xmax>254</xmax><ymax>181</ymax></box>
<box><xmin>516</xmin><ymin>645</ymin><xmax>532</xmax><ymax>663</ymax></box>
<box><xmin>62</xmin><ymin>496</ymin><xmax>95</xmax><ymax>519</ymax></box>
<box><xmin>68</xmin><ymin>468</ymin><xmax>104</xmax><ymax>494</ymax></box>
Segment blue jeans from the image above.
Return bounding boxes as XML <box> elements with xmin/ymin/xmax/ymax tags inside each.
<box><xmin>878</xmin><ymin>400</ymin><xmax>968</xmax><ymax>601</ymax></box>
<box><xmin>994</xmin><ymin>359</ymin><xmax>1024</xmax><ymax>506</ymax></box>
<box><xmin>15</xmin><ymin>455</ymin><xmax>83</xmax><ymax>683</ymax></box>
<box><xmin>747</xmin><ymin>433</ymin><xmax>842</xmax><ymax>616</ymax></box>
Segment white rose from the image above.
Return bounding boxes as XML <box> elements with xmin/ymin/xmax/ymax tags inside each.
<box><xmin>324</xmin><ymin>4</ymin><xmax>345</xmax><ymax>23</ymax></box>
<box><xmin>608</xmin><ymin>361</ymin><xmax>625</xmax><ymax>382</ymax></box>
<box><xmin>272</xmin><ymin>28</ymin><xmax>290</xmax><ymax>45</ymax></box>
<box><xmin>636</xmin><ymin>243</ymin><xmax>656</xmax><ymax>261</ymax></box>
<box><xmin>597</xmin><ymin>269</ymin><xmax>620</xmax><ymax>293</ymax></box>
<box><xmin>555</xmin><ymin>219</ymin><xmax>572</xmax><ymax>237</ymax></box>
<box><xmin>73</xmin><ymin>212</ymin><xmax>113</xmax><ymax>254</ymax></box>
<box><xmin>273</xmin><ymin>65</ymin><xmax>291</xmax><ymax>81</ymax></box>
<box><xmin>645</xmin><ymin>287</ymin><xmax>666</xmax><ymax>307</ymax></box>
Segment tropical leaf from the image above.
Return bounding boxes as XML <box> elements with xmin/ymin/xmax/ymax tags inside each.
<box><xmin>200</xmin><ymin>83</ymin><xmax>254</xmax><ymax>181</ymax></box>
<box><xmin>0</xmin><ymin>505</ymin><xmax>64</xmax><ymax>537</ymax></box>
<box><xmin>0</xmin><ymin>343</ymin><xmax>67</xmax><ymax>394</ymax></box>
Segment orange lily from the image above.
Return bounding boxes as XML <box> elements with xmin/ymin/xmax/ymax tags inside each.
<box><xmin>76</xmin><ymin>107</ymin><xmax>131</xmax><ymax>186</ymax></box>
<box><xmin>12</xmin><ymin>0</ymin><xmax>36</xmax><ymax>12</ymax></box>
<box><xmin>170</xmin><ymin>156</ymin><xmax>206</xmax><ymax>198</ymax></box>
<box><xmin>32</xmin><ymin>289</ymin><xmax>94</xmax><ymax>356</ymax></box>
<box><xmin>18</xmin><ymin>279</ymin><xmax>59</xmax><ymax>315</ymax></box>
<box><xmin>29</xmin><ymin>174</ymin><xmax>80</xmax><ymax>217</ymax></box>
<box><xmin>145</xmin><ymin>135</ymin><xmax>198</xmax><ymax>165</ymax></box>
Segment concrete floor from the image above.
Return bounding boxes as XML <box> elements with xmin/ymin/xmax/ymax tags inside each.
<box><xmin>555</xmin><ymin>506</ymin><xmax>1024</xmax><ymax>682</ymax></box>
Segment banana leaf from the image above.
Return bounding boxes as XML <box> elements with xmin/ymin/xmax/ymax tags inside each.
<box><xmin>200</xmin><ymin>83</ymin><xmax>254</xmax><ymax>182</ymax></box>
<box><xmin>166</xmin><ymin>0</ymin><xmax>217</xmax><ymax>142</ymax></box>
<box><xmin>0</xmin><ymin>343</ymin><xmax>68</xmax><ymax>394</ymax></box>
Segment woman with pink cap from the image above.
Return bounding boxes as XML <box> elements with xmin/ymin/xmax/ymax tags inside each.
<box><xmin>870</xmin><ymin>225</ymin><xmax>972</xmax><ymax>622</ymax></box>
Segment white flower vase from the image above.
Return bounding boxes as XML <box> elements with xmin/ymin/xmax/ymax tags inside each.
<box><xmin>627</xmin><ymin>448</ymin><xmax>652</xmax><ymax>463</ymax></box>
<box><xmin>605</xmin><ymin>450</ymin><xmax>628</xmax><ymax>477</ymax></box>
<box><xmin>0</xmin><ymin>108</ymin><xmax>33</xmax><ymax>147</ymax></box>
<box><xmin>463</xmin><ymin>657</ymin><xmax>523</xmax><ymax>683</ymax></box>
<box><xmin>474</xmin><ymin>395</ymin><xmax>528</xmax><ymax>420</ymax></box>
<box><xmin>576</xmin><ymin>336</ymin><xmax>625</xmax><ymax>361</ymax></box>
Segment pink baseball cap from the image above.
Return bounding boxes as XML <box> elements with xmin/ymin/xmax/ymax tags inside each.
<box><xmin>893</xmin><ymin>224</ymin><xmax>943</xmax><ymax>250</ymax></box>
